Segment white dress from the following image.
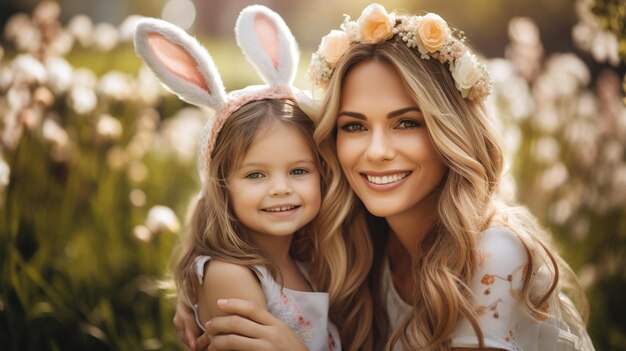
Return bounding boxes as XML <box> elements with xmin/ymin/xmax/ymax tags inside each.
<box><xmin>191</xmin><ymin>255</ymin><xmax>341</xmax><ymax>351</ymax></box>
<box><xmin>382</xmin><ymin>227</ymin><xmax>595</xmax><ymax>351</ymax></box>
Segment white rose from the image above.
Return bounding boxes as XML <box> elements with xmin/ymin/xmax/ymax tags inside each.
<box><xmin>451</xmin><ymin>51</ymin><xmax>482</xmax><ymax>97</ymax></box>
<box><xmin>319</xmin><ymin>30</ymin><xmax>350</xmax><ymax>65</ymax></box>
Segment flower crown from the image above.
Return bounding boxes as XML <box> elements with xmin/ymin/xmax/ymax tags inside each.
<box><xmin>308</xmin><ymin>3</ymin><xmax>491</xmax><ymax>102</ymax></box>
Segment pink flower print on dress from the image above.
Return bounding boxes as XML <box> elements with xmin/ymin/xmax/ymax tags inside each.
<box><xmin>296</xmin><ymin>314</ymin><xmax>311</xmax><ymax>327</ymax></box>
<box><xmin>328</xmin><ymin>330</ymin><xmax>337</xmax><ymax>350</ymax></box>
<box><xmin>280</xmin><ymin>291</ymin><xmax>289</xmax><ymax>305</ymax></box>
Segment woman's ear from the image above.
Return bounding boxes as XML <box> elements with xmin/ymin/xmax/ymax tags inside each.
<box><xmin>235</xmin><ymin>5</ymin><xmax>299</xmax><ymax>87</ymax></box>
<box><xmin>134</xmin><ymin>18</ymin><xmax>227</xmax><ymax>109</ymax></box>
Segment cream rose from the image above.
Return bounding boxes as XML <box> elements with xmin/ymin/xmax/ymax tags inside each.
<box><xmin>319</xmin><ymin>30</ymin><xmax>350</xmax><ymax>65</ymax></box>
<box><xmin>450</xmin><ymin>51</ymin><xmax>482</xmax><ymax>97</ymax></box>
<box><xmin>417</xmin><ymin>13</ymin><xmax>450</xmax><ymax>53</ymax></box>
<box><xmin>357</xmin><ymin>3</ymin><xmax>394</xmax><ymax>44</ymax></box>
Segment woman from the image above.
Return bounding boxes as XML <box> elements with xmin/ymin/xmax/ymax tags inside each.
<box><xmin>176</xmin><ymin>4</ymin><xmax>594</xmax><ymax>350</ymax></box>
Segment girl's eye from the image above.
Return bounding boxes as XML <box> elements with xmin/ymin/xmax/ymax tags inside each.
<box><xmin>245</xmin><ymin>172</ymin><xmax>264</xmax><ymax>179</ymax></box>
<box><xmin>397</xmin><ymin>119</ymin><xmax>422</xmax><ymax>129</ymax></box>
<box><xmin>290</xmin><ymin>168</ymin><xmax>308</xmax><ymax>176</ymax></box>
<box><xmin>340</xmin><ymin>122</ymin><xmax>367</xmax><ymax>132</ymax></box>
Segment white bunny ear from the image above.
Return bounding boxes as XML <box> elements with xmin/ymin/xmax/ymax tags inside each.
<box><xmin>235</xmin><ymin>5</ymin><xmax>299</xmax><ymax>87</ymax></box>
<box><xmin>134</xmin><ymin>18</ymin><xmax>227</xmax><ymax>109</ymax></box>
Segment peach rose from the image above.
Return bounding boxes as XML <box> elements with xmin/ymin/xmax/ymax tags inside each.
<box><xmin>357</xmin><ymin>3</ymin><xmax>394</xmax><ymax>44</ymax></box>
<box><xmin>319</xmin><ymin>30</ymin><xmax>350</xmax><ymax>65</ymax></box>
<box><xmin>417</xmin><ymin>13</ymin><xmax>450</xmax><ymax>53</ymax></box>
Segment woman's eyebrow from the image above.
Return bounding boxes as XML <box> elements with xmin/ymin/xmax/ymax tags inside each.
<box><xmin>337</xmin><ymin>111</ymin><xmax>366</xmax><ymax>120</ymax></box>
<box><xmin>338</xmin><ymin>107</ymin><xmax>421</xmax><ymax>120</ymax></box>
<box><xmin>387</xmin><ymin>107</ymin><xmax>422</xmax><ymax>118</ymax></box>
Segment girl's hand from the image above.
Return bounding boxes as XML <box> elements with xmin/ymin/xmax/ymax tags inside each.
<box><xmin>204</xmin><ymin>298</ymin><xmax>308</xmax><ymax>351</ymax></box>
<box><xmin>173</xmin><ymin>297</ymin><xmax>210</xmax><ymax>351</ymax></box>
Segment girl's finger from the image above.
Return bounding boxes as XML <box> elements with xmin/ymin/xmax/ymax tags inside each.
<box><xmin>209</xmin><ymin>334</ymin><xmax>269</xmax><ymax>351</ymax></box>
<box><xmin>215</xmin><ymin>298</ymin><xmax>276</xmax><ymax>326</ymax></box>
<box><xmin>204</xmin><ymin>315</ymin><xmax>267</xmax><ymax>340</ymax></box>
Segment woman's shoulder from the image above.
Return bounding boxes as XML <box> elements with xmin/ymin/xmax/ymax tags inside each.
<box><xmin>476</xmin><ymin>227</ymin><xmax>528</xmax><ymax>272</ymax></box>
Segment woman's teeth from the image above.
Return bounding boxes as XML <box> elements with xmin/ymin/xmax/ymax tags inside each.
<box><xmin>365</xmin><ymin>172</ymin><xmax>410</xmax><ymax>185</ymax></box>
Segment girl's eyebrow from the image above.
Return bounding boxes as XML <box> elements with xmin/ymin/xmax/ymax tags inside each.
<box><xmin>337</xmin><ymin>106</ymin><xmax>421</xmax><ymax>120</ymax></box>
<box><xmin>239</xmin><ymin>159</ymin><xmax>316</xmax><ymax>168</ymax></box>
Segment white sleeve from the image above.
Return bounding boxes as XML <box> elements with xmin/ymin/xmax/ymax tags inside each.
<box><xmin>450</xmin><ymin>227</ymin><xmax>532</xmax><ymax>351</ymax></box>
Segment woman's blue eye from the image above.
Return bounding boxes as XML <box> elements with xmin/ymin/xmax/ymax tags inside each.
<box><xmin>245</xmin><ymin>172</ymin><xmax>264</xmax><ymax>179</ymax></box>
<box><xmin>340</xmin><ymin>122</ymin><xmax>366</xmax><ymax>132</ymax></box>
<box><xmin>398</xmin><ymin>119</ymin><xmax>421</xmax><ymax>129</ymax></box>
<box><xmin>291</xmin><ymin>168</ymin><xmax>308</xmax><ymax>175</ymax></box>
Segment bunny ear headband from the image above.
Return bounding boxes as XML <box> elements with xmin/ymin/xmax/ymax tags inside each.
<box><xmin>134</xmin><ymin>5</ymin><xmax>299</xmax><ymax>183</ymax></box>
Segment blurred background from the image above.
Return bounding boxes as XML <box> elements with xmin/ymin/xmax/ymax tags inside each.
<box><xmin>0</xmin><ymin>0</ymin><xmax>624</xmax><ymax>350</ymax></box>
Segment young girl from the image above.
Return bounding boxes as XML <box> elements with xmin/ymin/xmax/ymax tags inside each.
<box><xmin>134</xmin><ymin>6</ymin><xmax>341</xmax><ymax>351</ymax></box>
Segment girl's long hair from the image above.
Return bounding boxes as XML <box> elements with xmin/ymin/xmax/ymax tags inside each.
<box><xmin>315</xmin><ymin>36</ymin><xmax>589</xmax><ymax>350</ymax></box>
<box><xmin>173</xmin><ymin>99</ymin><xmax>320</xmax><ymax>305</ymax></box>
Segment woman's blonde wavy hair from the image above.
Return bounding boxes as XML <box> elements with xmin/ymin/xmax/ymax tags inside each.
<box><xmin>314</xmin><ymin>37</ymin><xmax>589</xmax><ymax>350</ymax></box>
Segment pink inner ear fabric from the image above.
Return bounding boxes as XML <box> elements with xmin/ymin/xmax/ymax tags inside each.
<box><xmin>147</xmin><ymin>32</ymin><xmax>209</xmax><ymax>92</ymax></box>
<box><xmin>253</xmin><ymin>14</ymin><xmax>280</xmax><ymax>70</ymax></box>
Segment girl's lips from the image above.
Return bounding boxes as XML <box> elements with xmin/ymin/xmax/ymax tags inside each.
<box><xmin>360</xmin><ymin>171</ymin><xmax>412</xmax><ymax>191</ymax></box>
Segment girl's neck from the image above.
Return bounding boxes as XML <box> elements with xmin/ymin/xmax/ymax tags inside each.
<box><xmin>248</xmin><ymin>232</ymin><xmax>312</xmax><ymax>292</ymax></box>
<box><xmin>248</xmin><ymin>232</ymin><xmax>294</xmax><ymax>266</ymax></box>
<box><xmin>385</xmin><ymin>190</ymin><xmax>439</xmax><ymax>259</ymax></box>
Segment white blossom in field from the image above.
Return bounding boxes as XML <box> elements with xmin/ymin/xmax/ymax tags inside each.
<box><xmin>158</xmin><ymin>107</ymin><xmax>206</xmax><ymax>163</ymax></box>
<box><xmin>5</xmin><ymin>14</ymin><xmax>41</xmax><ymax>54</ymax></box>
<box><xmin>48</xmin><ymin>29</ymin><xmax>75</xmax><ymax>56</ymax></box>
<box><xmin>0</xmin><ymin>154</ymin><xmax>8</xmax><ymax>208</ymax></box>
<box><xmin>92</xmin><ymin>23</ymin><xmax>119</xmax><ymax>52</ymax></box>
<box><xmin>133</xmin><ymin>225</ymin><xmax>153</xmax><ymax>242</ymax></box>
<box><xmin>32</xmin><ymin>1</ymin><xmax>61</xmax><ymax>26</ymax></box>
<box><xmin>106</xmin><ymin>146</ymin><xmax>128</xmax><ymax>170</ymax></box>
<box><xmin>0</xmin><ymin>68</ymin><xmax>14</xmax><ymax>91</ymax></box>
<box><xmin>45</xmin><ymin>56</ymin><xmax>73</xmax><ymax>95</ymax></box>
<box><xmin>42</xmin><ymin>118</ymin><xmax>68</xmax><ymax>148</ymax></box>
<box><xmin>532</xmin><ymin>136</ymin><xmax>560</xmax><ymax>164</ymax></box>
<box><xmin>0</xmin><ymin>154</ymin><xmax>10</xmax><ymax>187</ymax></box>
<box><xmin>128</xmin><ymin>161</ymin><xmax>149</xmax><ymax>183</ymax></box>
<box><xmin>7</xmin><ymin>86</ymin><xmax>31</xmax><ymax>112</ymax></box>
<box><xmin>72</xmin><ymin>68</ymin><xmax>97</xmax><ymax>90</ymax></box>
<box><xmin>538</xmin><ymin>162</ymin><xmax>568</xmax><ymax>192</ymax></box>
<box><xmin>67</xmin><ymin>15</ymin><xmax>94</xmax><ymax>46</ymax></box>
<box><xmin>118</xmin><ymin>15</ymin><xmax>145</xmax><ymax>42</ymax></box>
<box><xmin>129</xmin><ymin>189</ymin><xmax>147</xmax><ymax>207</ymax></box>
<box><xmin>489</xmin><ymin>59</ymin><xmax>533</xmax><ymax>120</ymax></box>
<box><xmin>69</xmin><ymin>85</ymin><xmax>97</xmax><ymax>114</ymax></box>
<box><xmin>136</xmin><ymin>65</ymin><xmax>163</xmax><ymax>105</ymax></box>
<box><xmin>12</xmin><ymin>54</ymin><xmax>47</xmax><ymax>85</ymax></box>
<box><xmin>98</xmin><ymin>71</ymin><xmax>134</xmax><ymax>100</ymax></box>
<box><xmin>96</xmin><ymin>114</ymin><xmax>123</xmax><ymax>141</ymax></box>
<box><xmin>573</xmin><ymin>0</ymin><xmax>621</xmax><ymax>66</ymax></box>
<box><xmin>145</xmin><ymin>205</ymin><xmax>180</xmax><ymax>234</ymax></box>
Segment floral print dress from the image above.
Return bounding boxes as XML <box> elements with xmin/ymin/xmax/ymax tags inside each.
<box><xmin>191</xmin><ymin>256</ymin><xmax>340</xmax><ymax>351</ymax></box>
<box><xmin>383</xmin><ymin>227</ymin><xmax>595</xmax><ymax>351</ymax></box>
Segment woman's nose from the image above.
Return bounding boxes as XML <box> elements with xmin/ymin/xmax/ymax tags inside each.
<box><xmin>365</xmin><ymin>128</ymin><xmax>395</xmax><ymax>162</ymax></box>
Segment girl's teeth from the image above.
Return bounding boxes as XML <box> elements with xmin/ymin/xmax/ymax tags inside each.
<box><xmin>265</xmin><ymin>206</ymin><xmax>296</xmax><ymax>212</ymax></box>
<box><xmin>366</xmin><ymin>172</ymin><xmax>409</xmax><ymax>185</ymax></box>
